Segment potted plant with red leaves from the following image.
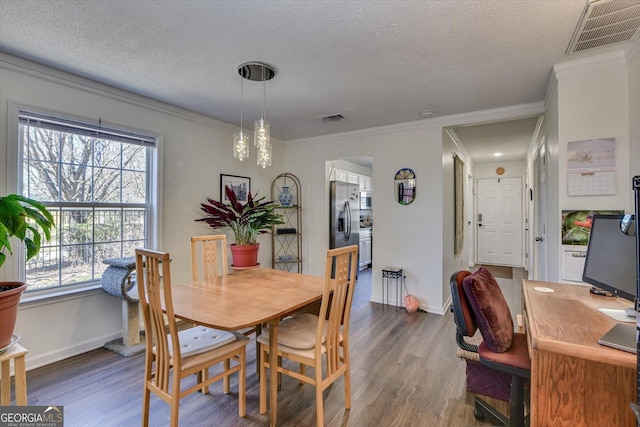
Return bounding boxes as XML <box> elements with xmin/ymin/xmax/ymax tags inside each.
<box><xmin>0</xmin><ymin>194</ymin><xmax>55</xmax><ymax>348</ymax></box>
<box><xmin>196</xmin><ymin>186</ymin><xmax>283</xmax><ymax>267</ymax></box>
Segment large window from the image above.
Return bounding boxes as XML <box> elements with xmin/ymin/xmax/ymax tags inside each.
<box><xmin>18</xmin><ymin>110</ymin><xmax>157</xmax><ymax>292</ymax></box>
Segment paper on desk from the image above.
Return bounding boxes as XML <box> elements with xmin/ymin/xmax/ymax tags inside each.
<box><xmin>598</xmin><ymin>308</ymin><xmax>635</xmax><ymax>323</ymax></box>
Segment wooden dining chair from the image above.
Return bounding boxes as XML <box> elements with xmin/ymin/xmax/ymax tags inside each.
<box><xmin>190</xmin><ymin>234</ymin><xmax>229</xmax><ymax>279</ymax></box>
<box><xmin>135</xmin><ymin>248</ymin><xmax>248</xmax><ymax>427</ymax></box>
<box><xmin>190</xmin><ymin>235</ymin><xmax>256</xmax><ymax>335</ymax></box>
<box><xmin>257</xmin><ymin>245</ymin><xmax>358</xmax><ymax>426</ymax></box>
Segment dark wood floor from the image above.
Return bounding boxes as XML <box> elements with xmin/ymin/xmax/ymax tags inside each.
<box><xmin>20</xmin><ymin>267</ymin><xmax>525</xmax><ymax>426</ymax></box>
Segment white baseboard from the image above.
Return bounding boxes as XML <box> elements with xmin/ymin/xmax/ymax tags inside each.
<box><xmin>25</xmin><ymin>332</ymin><xmax>122</xmax><ymax>372</ymax></box>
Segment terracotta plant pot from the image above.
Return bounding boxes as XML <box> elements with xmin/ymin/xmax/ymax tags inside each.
<box><xmin>0</xmin><ymin>281</ymin><xmax>27</xmax><ymax>348</ymax></box>
<box><xmin>230</xmin><ymin>243</ymin><xmax>259</xmax><ymax>268</ymax></box>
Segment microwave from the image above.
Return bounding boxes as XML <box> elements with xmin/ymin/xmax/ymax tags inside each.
<box><xmin>360</xmin><ymin>192</ymin><xmax>372</xmax><ymax>209</ymax></box>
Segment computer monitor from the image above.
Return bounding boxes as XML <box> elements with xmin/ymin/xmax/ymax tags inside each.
<box><xmin>582</xmin><ymin>214</ymin><xmax>637</xmax><ymax>354</ymax></box>
<box><xmin>582</xmin><ymin>214</ymin><xmax>637</xmax><ymax>303</ymax></box>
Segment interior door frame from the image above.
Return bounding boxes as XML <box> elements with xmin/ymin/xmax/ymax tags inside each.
<box><xmin>533</xmin><ymin>137</ymin><xmax>548</xmax><ymax>281</ymax></box>
<box><xmin>476</xmin><ymin>176</ymin><xmax>524</xmax><ymax>267</ymax></box>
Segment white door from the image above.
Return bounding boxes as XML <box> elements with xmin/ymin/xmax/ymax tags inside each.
<box><xmin>477</xmin><ymin>177</ymin><xmax>523</xmax><ymax>266</ymax></box>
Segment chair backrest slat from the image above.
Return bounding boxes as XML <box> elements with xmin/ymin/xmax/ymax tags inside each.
<box><xmin>191</xmin><ymin>235</ymin><xmax>229</xmax><ymax>280</ymax></box>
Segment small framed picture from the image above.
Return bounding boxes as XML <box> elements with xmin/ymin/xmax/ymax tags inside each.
<box><xmin>220</xmin><ymin>174</ymin><xmax>251</xmax><ymax>203</ymax></box>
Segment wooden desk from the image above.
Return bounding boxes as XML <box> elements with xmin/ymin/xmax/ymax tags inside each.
<box><xmin>523</xmin><ymin>280</ymin><xmax>636</xmax><ymax>427</ymax></box>
<box><xmin>169</xmin><ymin>268</ymin><xmax>324</xmax><ymax>427</ymax></box>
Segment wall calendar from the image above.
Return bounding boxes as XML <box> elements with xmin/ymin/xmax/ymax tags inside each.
<box><xmin>567</xmin><ymin>138</ymin><xmax>616</xmax><ymax>197</ymax></box>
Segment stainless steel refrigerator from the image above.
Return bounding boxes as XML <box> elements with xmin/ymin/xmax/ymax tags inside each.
<box><xmin>330</xmin><ymin>180</ymin><xmax>360</xmax><ymax>249</ymax></box>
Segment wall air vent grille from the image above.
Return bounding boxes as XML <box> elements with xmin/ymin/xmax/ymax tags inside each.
<box><xmin>566</xmin><ymin>0</ymin><xmax>640</xmax><ymax>54</ymax></box>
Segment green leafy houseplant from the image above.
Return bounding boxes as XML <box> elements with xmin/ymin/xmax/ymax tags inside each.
<box><xmin>0</xmin><ymin>194</ymin><xmax>55</xmax><ymax>348</ymax></box>
<box><xmin>0</xmin><ymin>194</ymin><xmax>55</xmax><ymax>270</ymax></box>
<box><xmin>197</xmin><ymin>186</ymin><xmax>284</xmax><ymax>246</ymax></box>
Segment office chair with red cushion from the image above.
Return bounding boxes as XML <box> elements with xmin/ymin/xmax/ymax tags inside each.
<box><xmin>450</xmin><ymin>268</ymin><xmax>530</xmax><ymax>427</ymax></box>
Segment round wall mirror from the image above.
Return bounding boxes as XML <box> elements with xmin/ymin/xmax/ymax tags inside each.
<box><xmin>395</xmin><ymin>168</ymin><xmax>416</xmax><ymax>205</ymax></box>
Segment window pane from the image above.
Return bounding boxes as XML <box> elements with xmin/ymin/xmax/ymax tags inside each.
<box><xmin>60</xmin><ymin>209</ymin><xmax>93</xmax><ymax>245</ymax></box>
<box><xmin>94</xmin><ymin>139</ymin><xmax>121</xmax><ymax>169</ymax></box>
<box><xmin>60</xmin><ymin>134</ymin><xmax>93</xmax><ymax>166</ymax></box>
<box><xmin>122</xmin><ymin>171</ymin><xmax>146</xmax><ymax>203</ymax></box>
<box><xmin>23</xmin><ymin>160</ymin><xmax>59</xmax><ymax>201</ymax></box>
<box><xmin>93</xmin><ymin>166</ymin><xmax>122</xmax><ymax>203</ymax></box>
<box><xmin>60</xmin><ymin>244</ymin><xmax>93</xmax><ymax>284</ymax></box>
<box><xmin>25</xmin><ymin>245</ymin><xmax>60</xmax><ymax>290</ymax></box>
<box><xmin>122</xmin><ymin>144</ymin><xmax>146</xmax><ymax>172</ymax></box>
<box><xmin>94</xmin><ymin>209</ymin><xmax>122</xmax><ymax>243</ymax></box>
<box><xmin>123</xmin><ymin>209</ymin><xmax>145</xmax><ymax>241</ymax></box>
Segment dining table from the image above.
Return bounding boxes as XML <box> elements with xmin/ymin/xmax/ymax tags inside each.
<box><xmin>168</xmin><ymin>267</ymin><xmax>325</xmax><ymax>426</ymax></box>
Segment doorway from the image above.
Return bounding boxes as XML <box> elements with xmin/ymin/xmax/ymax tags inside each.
<box><xmin>476</xmin><ymin>176</ymin><xmax>524</xmax><ymax>267</ymax></box>
<box><xmin>326</xmin><ymin>155</ymin><xmax>374</xmax><ymax>274</ymax></box>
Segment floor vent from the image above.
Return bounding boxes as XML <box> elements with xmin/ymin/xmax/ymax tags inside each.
<box><xmin>566</xmin><ymin>0</ymin><xmax>640</xmax><ymax>54</ymax></box>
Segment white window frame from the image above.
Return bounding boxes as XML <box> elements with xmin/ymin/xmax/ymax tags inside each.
<box><xmin>5</xmin><ymin>101</ymin><xmax>162</xmax><ymax>301</ymax></box>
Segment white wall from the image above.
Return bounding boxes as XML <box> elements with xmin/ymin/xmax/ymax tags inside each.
<box><xmin>474</xmin><ymin>160</ymin><xmax>526</xmax><ymax>179</ymax></box>
<box><xmin>548</xmin><ymin>51</ymin><xmax>633</xmax><ymax>282</ymax></box>
<box><xmin>285</xmin><ymin>124</ymin><xmax>448</xmax><ymax>314</ymax></box>
<box><xmin>0</xmin><ymin>54</ymin><xmax>283</xmax><ymax>369</ymax></box>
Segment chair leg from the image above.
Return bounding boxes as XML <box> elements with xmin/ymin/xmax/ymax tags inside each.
<box><xmin>223</xmin><ymin>359</ymin><xmax>230</xmax><ymax>393</ymax></box>
<box><xmin>170</xmin><ymin>399</ymin><xmax>179</xmax><ymax>427</ymax></box>
<box><xmin>199</xmin><ymin>368</ymin><xmax>210</xmax><ymax>394</ymax></box>
<box><xmin>259</xmin><ymin>343</ymin><xmax>268</xmax><ymax>415</ymax></box>
<box><xmin>141</xmin><ymin>386</ymin><xmax>151</xmax><ymax>427</ymax></box>
<box><xmin>474</xmin><ymin>396</ymin><xmax>507</xmax><ymax>426</ymax></box>
<box><xmin>299</xmin><ymin>363</ymin><xmax>305</xmax><ymax>384</ymax></box>
<box><xmin>508</xmin><ymin>376</ymin><xmax>526</xmax><ymax>427</ymax></box>
<box><xmin>315</xmin><ymin>367</ymin><xmax>324</xmax><ymax>427</ymax></box>
<box><xmin>343</xmin><ymin>345</ymin><xmax>351</xmax><ymax>409</ymax></box>
<box><xmin>239</xmin><ymin>348</ymin><xmax>246</xmax><ymax>417</ymax></box>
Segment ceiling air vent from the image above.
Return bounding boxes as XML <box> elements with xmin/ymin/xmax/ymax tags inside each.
<box><xmin>566</xmin><ymin>0</ymin><xmax>640</xmax><ymax>55</ymax></box>
<box><xmin>322</xmin><ymin>114</ymin><xmax>344</xmax><ymax>124</ymax></box>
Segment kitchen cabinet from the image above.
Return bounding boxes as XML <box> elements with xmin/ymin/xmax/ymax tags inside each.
<box><xmin>358</xmin><ymin>175</ymin><xmax>372</xmax><ymax>192</ymax></box>
<box><xmin>334</xmin><ymin>169</ymin><xmax>358</xmax><ymax>184</ymax></box>
<box><xmin>359</xmin><ymin>229</ymin><xmax>372</xmax><ymax>270</ymax></box>
<box><xmin>271</xmin><ymin>173</ymin><xmax>302</xmax><ymax>273</ymax></box>
<box><xmin>335</xmin><ymin>169</ymin><xmax>372</xmax><ymax>191</ymax></box>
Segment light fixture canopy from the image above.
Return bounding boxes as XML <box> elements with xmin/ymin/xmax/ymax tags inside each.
<box><xmin>236</xmin><ymin>62</ymin><xmax>275</xmax><ymax>168</ymax></box>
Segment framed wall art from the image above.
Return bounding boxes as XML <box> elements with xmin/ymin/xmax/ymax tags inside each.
<box><xmin>220</xmin><ymin>174</ymin><xmax>250</xmax><ymax>203</ymax></box>
<box><xmin>454</xmin><ymin>154</ymin><xmax>465</xmax><ymax>255</ymax></box>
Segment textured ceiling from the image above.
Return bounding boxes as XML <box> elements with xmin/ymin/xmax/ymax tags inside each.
<box><xmin>0</xmin><ymin>0</ymin><xmax>633</xmax><ymax>162</ymax></box>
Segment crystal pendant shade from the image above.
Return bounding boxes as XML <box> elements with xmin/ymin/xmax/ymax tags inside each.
<box><xmin>233</xmin><ymin>131</ymin><xmax>249</xmax><ymax>161</ymax></box>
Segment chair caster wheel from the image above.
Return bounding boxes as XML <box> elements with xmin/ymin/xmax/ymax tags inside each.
<box><xmin>474</xmin><ymin>409</ymin><xmax>485</xmax><ymax>421</ymax></box>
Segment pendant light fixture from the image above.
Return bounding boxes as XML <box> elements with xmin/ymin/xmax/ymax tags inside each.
<box><xmin>233</xmin><ymin>73</ymin><xmax>249</xmax><ymax>161</ymax></box>
<box><xmin>237</xmin><ymin>62</ymin><xmax>276</xmax><ymax>168</ymax></box>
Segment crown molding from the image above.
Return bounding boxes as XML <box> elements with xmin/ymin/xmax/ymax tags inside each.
<box><xmin>626</xmin><ymin>37</ymin><xmax>640</xmax><ymax>65</ymax></box>
<box><xmin>286</xmin><ymin>102</ymin><xmax>545</xmax><ymax>147</ymax></box>
<box><xmin>0</xmin><ymin>52</ymin><xmax>238</xmax><ymax>133</ymax></box>
<box><xmin>553</xmin><ymin>50</ymin><xmax>627</xmax><ymax>79</ymax></box>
